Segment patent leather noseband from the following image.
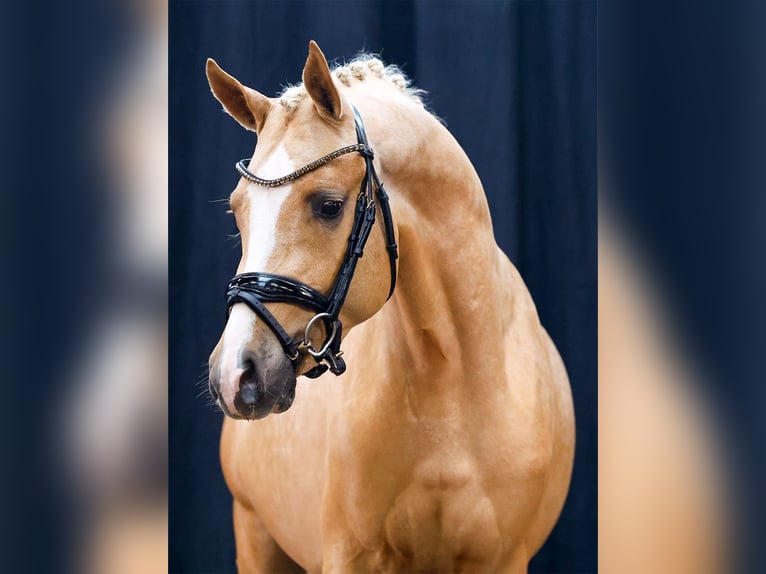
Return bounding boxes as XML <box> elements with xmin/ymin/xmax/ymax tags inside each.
<box><xmin>225</xmin><ymin>105</ymin><xmax>398</xmax><ymax>378</ymax></box>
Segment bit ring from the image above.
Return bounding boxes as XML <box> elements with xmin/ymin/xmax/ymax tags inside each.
<box><xmin>301</xmin><ymin>313</ymin><xmax>337</xmax><ymax>358</ymax></box>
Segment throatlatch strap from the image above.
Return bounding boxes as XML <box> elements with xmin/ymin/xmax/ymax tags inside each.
<box><xmin>374</xmin><ymin>184</ymin><xmax>398</xmax><ymax>299</ymax></box>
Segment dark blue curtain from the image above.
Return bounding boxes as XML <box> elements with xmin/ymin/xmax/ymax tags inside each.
<box><xmin>170</xmin><ymin>2</ymin><xmax>596</xmax><ymax>572</ymax></box>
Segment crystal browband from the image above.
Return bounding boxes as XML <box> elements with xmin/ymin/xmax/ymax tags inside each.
<box><xmin>236</xmin><ymin>144</ymin><xmax>367</xmax><ymax>188</ymax></box>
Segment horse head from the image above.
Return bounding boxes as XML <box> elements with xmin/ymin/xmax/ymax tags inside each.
<box><xmin>207</xmin><ymin>42</ymin><xmax>398</xmax><ymax>419</ymax></box>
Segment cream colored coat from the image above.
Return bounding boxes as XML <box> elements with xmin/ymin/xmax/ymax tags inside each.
<box><xmin>207</xmin><ymin>42</ymin><xmax>575</xmax><ymax>573</ymax></box>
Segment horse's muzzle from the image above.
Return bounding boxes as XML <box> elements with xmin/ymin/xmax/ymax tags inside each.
<box><xmin>209</xmin><ymin>343</ymin><xmax>297</xmax><ymax>420</ymax></box>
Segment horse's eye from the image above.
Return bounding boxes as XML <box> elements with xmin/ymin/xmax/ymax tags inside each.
<box><xmin>318</xmin><ymin>200</ymin><xmax>343</xmax><ymax>219</ymax></box>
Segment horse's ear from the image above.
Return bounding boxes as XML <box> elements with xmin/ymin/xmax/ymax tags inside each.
<box><xmin>302</xmin><ymin>41</ymin><xmax>343</xmax><ymax>121</ymax></box>
<box><xmin>206</xmin><ymin>58</ymin><xmax>272</xmax><ymax>133</ymax></box>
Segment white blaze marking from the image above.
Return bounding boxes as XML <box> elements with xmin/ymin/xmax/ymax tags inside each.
<box><xmin>219</xmin><ymin>305</ymin><xmax>253</xmax><ymax>406</ymax></box>
<box><xmin>243</xmin><ymin>144</ymin><xmax>294</xmax><ymax>271</ymax></box>
<box><xmin>218</xmin><ymin>144</ymin><xmax>295</xmax><ymax>401</ymax></box>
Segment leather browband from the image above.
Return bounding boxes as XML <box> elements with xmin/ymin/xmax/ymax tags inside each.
<box><xmin>225</xmin><ymin>104</ymin><xmax>398</xmax><ymax>378</ymax></box>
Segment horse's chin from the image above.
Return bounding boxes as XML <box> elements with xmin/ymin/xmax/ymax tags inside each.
<box><xmin>243</xmin><ymin>377</ymin><xmax>296</xmax><ymax>420</ymax></box>
<box><xmin>272</xmin><ymin>381</ymin><xmax>297</xmax><ymax>413</ymax></box>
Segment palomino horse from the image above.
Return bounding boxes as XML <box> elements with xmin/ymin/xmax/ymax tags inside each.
<box><xmin>206</xmin><ymin>41</ymin><xmax>575</xmax><ymax>573</ymax></box>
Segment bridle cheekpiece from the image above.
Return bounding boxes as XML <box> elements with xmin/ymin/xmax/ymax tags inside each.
<box><xmin>225</xmin><ymin>104</ymin><xmax>398</xmax><ymax>379</ymax></box>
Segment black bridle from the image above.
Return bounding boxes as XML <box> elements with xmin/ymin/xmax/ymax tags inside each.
<box><xmin>225</xmin><ymin>105</ymin><xmax>398</xmax><ymax>379</ymax></box>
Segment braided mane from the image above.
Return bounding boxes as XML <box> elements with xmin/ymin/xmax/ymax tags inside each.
<box><xmin>278</xmin><ymin>54</ymin><xmax>425</xmax><ymax>112</ymax></box>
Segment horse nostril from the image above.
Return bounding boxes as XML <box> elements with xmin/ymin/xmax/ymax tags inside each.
<box><xmin>235</xmin><ymin>361</ymin><xmax>261</xmax><ymax>411</ymax></box>
<box><xmin>240</xmin><ymin>350</ymin><xmax>258</xmax><ymax>375</ymax></box>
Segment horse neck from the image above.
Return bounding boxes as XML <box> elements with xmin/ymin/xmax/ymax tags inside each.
<box><xmin>373</xmin><ymin>108</ymin><xmax>518</xmax><ymax>388</ymax></box>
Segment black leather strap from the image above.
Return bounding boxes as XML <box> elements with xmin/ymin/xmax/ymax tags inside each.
<box><xmin>351</xmin><ymin>105</ymin><xmax>398</xmax><ymax>298</ymax></box>
<box><xmin>374</xmin><ymin>184</ymin><xmax>398</xmax><ymax>298</ymax></box>
<box><xmin>227</xmin><ymin>273</ymin><xmax>328</xmax><ymax>313</ymax></box>
<box><xmin>325</xmin><ymin>192</ymin><xmax>377</xmax><ymax>318</ymax></box>
<box><xmin>226</xmin><ymin>288</ymin><xmax>299</xmax><ymax>360</ymax></box>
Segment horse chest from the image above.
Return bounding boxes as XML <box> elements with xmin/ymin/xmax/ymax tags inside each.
<box><xmin>386</xmin><ymin>476</ymin><xmax>501</xmax><ymax>570</ymax></box>
<box><xmin>334</xmin><ymin>456</ymin><xmax>504</xmax><ymax>572</ymax></box>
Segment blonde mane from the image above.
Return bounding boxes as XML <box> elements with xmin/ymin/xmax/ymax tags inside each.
<box><xmin>278</xmin><ymin>54</ymin><xmax>425</xmax><ymax>112</ymax></box>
